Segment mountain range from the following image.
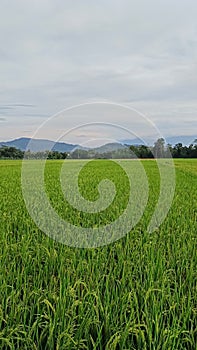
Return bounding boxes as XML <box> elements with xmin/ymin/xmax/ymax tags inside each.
<box><xmin>0</xmin><ymin>135</ymin><xmax>196</xmax><ymax>154</ymax></box>
<box><xmin>122</xmin><ymin>135</ymin><xmax>197</xmax><ymax>146</ymax></box>
<box><xmin>0</xmin><ymin>137</ymin><xmax>128</xmax><ymax>153</ymax></box>
<box><xmin>0</xmin><ymin>137</ymin><xmax>77</xmax><ymax>153</ymax></box>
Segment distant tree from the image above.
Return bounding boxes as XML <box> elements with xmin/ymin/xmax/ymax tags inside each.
<box><xmin>71</xmin><ymin>149</ymin><xmax>89</xmax><ymax>159</ymax></box>
<box><xmin>189</xmin><ymin>140</ymin><xmax>197</xmax><ymax>158</ymax></box>
<box><xmin>47</xmin><ymin>151</ymin><xmax>68</xmax><ymax>159</ymax></box>
<box><xmin>153</xmin><ymin>138</ymin><xmax>165</xmax><ymax>158</ymax></box>
<box><xmin>60</xmin><ymin>152</ymin><xmax>68</xmax><ymax>159</ymax></box>
<box><xmin>0</xmin><ymin>146</ymin><xmax>24</xmax><ymax>159</ymax></box>
<box><xmin>138</xmin><ymin>145</ymin><xmax>153</xmax><ymax>158</ymax></box>
<box><xmin>129</xmin><ymin>145</ymin><xmax>153</xmax><ymax>158</ymax></box>
<box><xmin>173</xmin><ymin>143</ymin><xmax>183</xmax><ymax>158</ymax></box>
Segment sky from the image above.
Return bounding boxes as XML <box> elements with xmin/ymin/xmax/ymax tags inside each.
<box><xmin>0</xmin><ymin>0</ymin><xmax>197</xmax><ymax>143</ymax></box>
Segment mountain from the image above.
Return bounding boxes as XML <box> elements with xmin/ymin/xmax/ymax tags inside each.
<box><xmin>121</xmin><ymin>135</ymin><xmax>197</xmax><ymax>146</ymax></box>
<box><xmin>166</xmin><ymin>135</ymin><xmax>197</xmax><ymax>146</ymax></box>
<box><xmin>0</xmin><ymin>137</ymin><xmax>78</xmax><ymax>152</ymax></box>
<box><xmin>1</xmin><ymin>135</ymin><xmax>196</xmax><ymax>154</ymax></box>
<box><xmin>0</xmin><ymin>138</ymin><xmax>129</xmax><ymax>154</ymax></box>
<box><xmin>88</xmin><ymin>142</ymin><xmax>127</xmax><ymax>153</ymax></box>
<box><xmin>121</xmin><ymin>138</ymin><xmax>146</xmax><ymax>146</ymax></box>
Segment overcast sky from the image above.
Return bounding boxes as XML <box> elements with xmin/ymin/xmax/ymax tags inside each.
<box><xmin>0</xmin><ymin>0</ymin><xmax>197</xmax><ymax>142</ymax></box>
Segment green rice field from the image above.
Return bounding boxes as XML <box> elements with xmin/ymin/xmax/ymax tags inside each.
<box><xmin>0</xmin><ymin>159</ymin><xmax>196</xmax><ymax>349</ymax></box>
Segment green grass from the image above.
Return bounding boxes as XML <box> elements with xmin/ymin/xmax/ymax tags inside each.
<box><xmin>0</xmin><ymin>159</ymin><xmax>196</xmax><ymax>349</ymax></box>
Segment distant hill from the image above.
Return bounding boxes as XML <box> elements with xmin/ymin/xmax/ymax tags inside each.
<box><xmin>0</xmin><ymin>138</ymin><xmax>129</xmax><ymax>154</ymax></box>
<box><xmin>89</xmin><ymin>142</ymin><xmax>127</xmax><ymax>153</ymax></box>
<box><xmin>0</xmin><ymin>137</ymin><xmax>78</xmax><ymax>152</ymax></box>
<box><xmin>0</xmin><ymin>136</ymin><xmax>196</xmax><ymax>154</ymax></box>
<box><xmin>166</xmin><ymin>135</ymin><xmax>197</xmax><ymax>146</ymax></box>
<box><xmin>121</xmin><ymin>135</ymin><xmax>197</xmax><ymax>146</ymax></box>
<box><xmin>121</xmin><ymin>138</ymin><xmax>146</xmax><ymax>146</ymax></box>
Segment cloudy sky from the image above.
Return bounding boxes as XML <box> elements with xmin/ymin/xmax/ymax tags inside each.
<box><xmin>0</xmin><ymin>0</ymin><xmax>197</xmax><ymax>142</ymax></box>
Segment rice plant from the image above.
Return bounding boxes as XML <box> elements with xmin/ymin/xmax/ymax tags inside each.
<box><xmin>0</xmin><ymin>159</ymin><xmax>196</xmax><ymax>349</ymax></box>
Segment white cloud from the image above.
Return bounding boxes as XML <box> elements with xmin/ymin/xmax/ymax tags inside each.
<box><xmin>0</xmin><ymin>0</ymin><xmax>197</xmax><ymax>140</ymax></box>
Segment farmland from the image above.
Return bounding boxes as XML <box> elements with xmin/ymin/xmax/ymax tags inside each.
<box><xmin>0</xmin><ymin>159</ymin><xmax>196</xmax><ymax>349</ymax></box>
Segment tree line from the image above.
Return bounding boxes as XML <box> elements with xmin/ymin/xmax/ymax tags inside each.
<box><xmin>0</xmin><ymin>138</ymin><xmax>197</xmax><ymax>159</ymax></box>
<box><xmin>0</xmin><ymin>147</ymin><xmax>68</xmax><ymax>160</ymax></box>
<box><xmin>130</xmin><ymin>138</ymin><xmax>197</xmax><ymax>159</ymax></box>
